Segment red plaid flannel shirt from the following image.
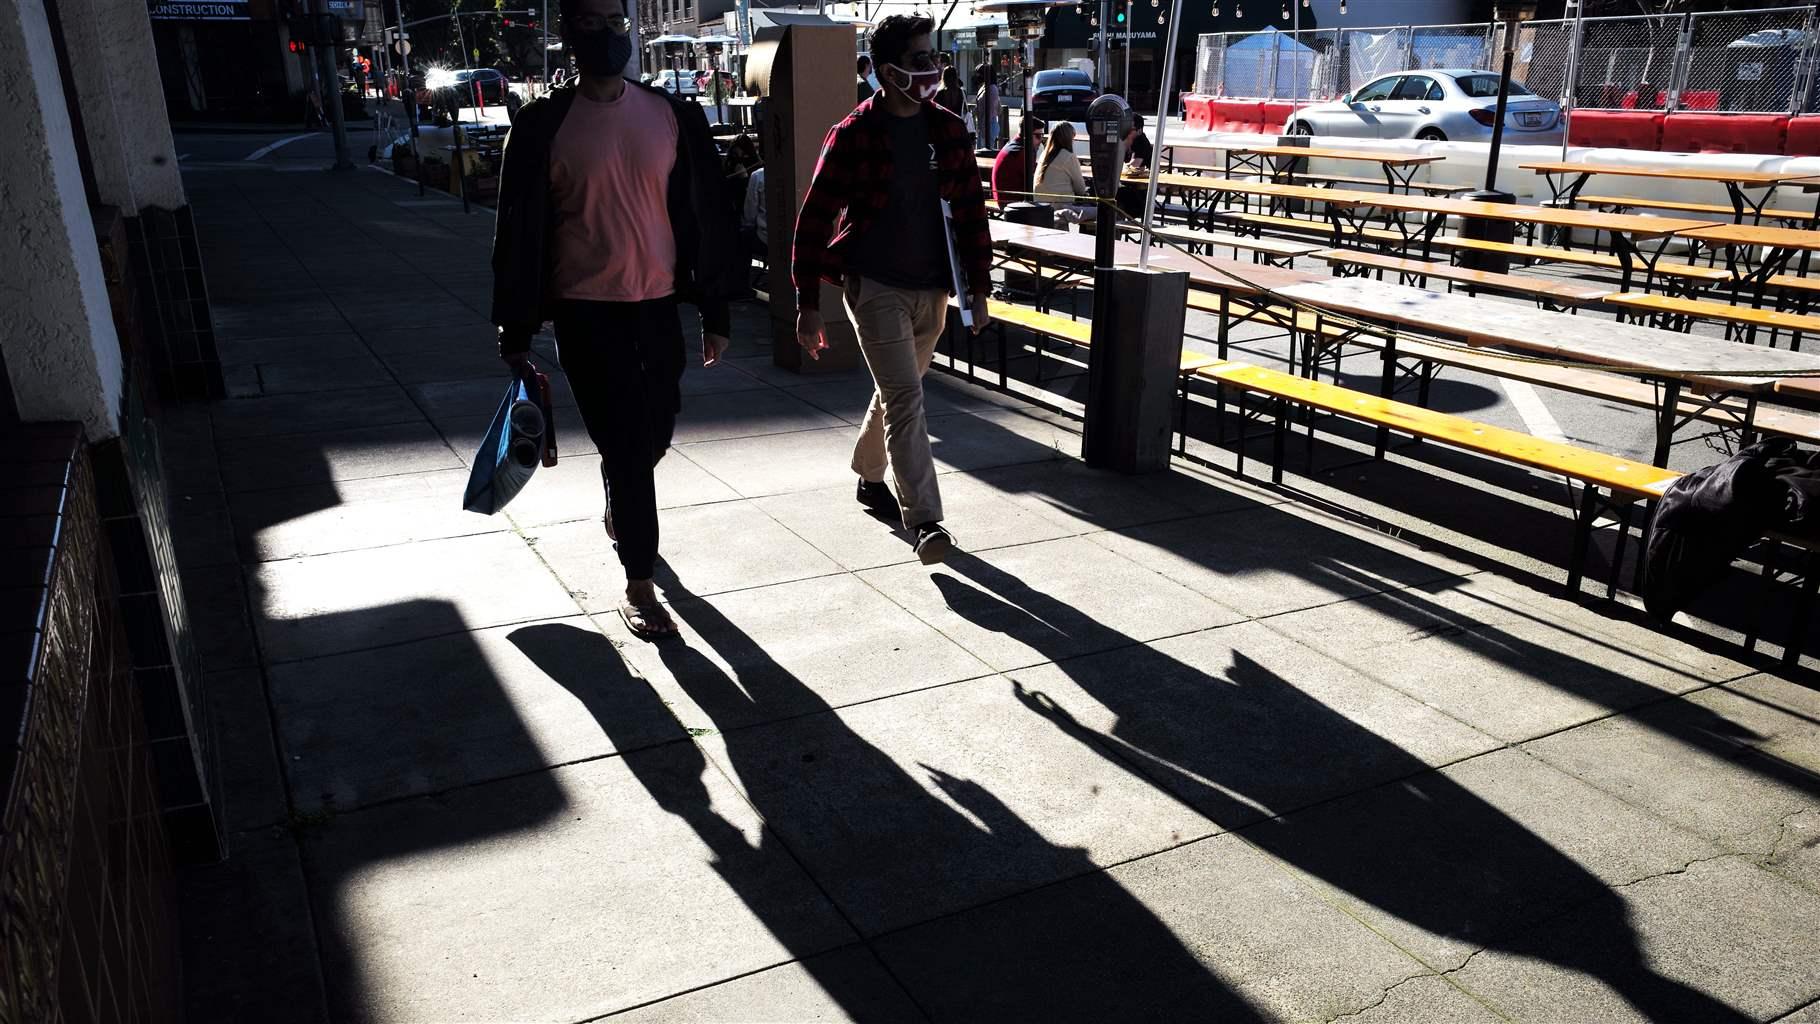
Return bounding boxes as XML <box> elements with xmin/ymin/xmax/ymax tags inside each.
<box><xmin>791</xmin><ymin>96</ymin><xmax>993</xmax><ymax>311</ymax></box>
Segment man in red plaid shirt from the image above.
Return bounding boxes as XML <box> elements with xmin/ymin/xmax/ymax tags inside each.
<box><xmin>792</xmin><ymin>13</ymin><xmax>994</xmax><ymax>566</ymax></box>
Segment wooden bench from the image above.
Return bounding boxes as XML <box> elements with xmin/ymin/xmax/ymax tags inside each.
<box><xmin>1185</xmin><ymin>283</ymin><xmax>1820</xmax><ymax>450</ymax></box>
<box><xmin>1120</xmin><ymin>223</ymin><xmax>1323</xmax><ymax>266</ymax></box>
<box><xmin>953</xmin><ymin>298</ymin><xmax>1223</xmax><ymax>390</ymax></box>
<box><xmin>1333</xmin><ymin>329</ymin><xmax>1820</xmax><ymax>448</ymax></box>
<box><xmin>1430</xmin><ymin>237</ymin><xmax>1734</xmax><ymax>291</ymax></box>
<box><xmin>1185</xmin><ymin>358</ymin><xmax>1820</xmax><ymax>662</ymax></box>
<box><xmin>1299</xmin><ymin>173</ymin><xmax>1470</xmax><ymax>196</ymax></box>
<box><xmin>1185</xmin><ymin>358</ymin><xmax>1678</xmax><ymax>596</ymax></box>
<box><xmin>1228</xmin><ymin>169</ymin><xmax>1471</xmax><ymax>195</ymax></box>
<box><xmin>1313</xmin><ymin>249</ymin><xmax>1612</xmax><ymax>310</ymax></box>
<box><xmin>1579</xmin><ymin>194</ymin><xmax>1817</xmax><ymax>227</ymax></box>
<box><xmin>1207</xmin><ymin>210</ymin><xmax>1412</xmax><ymax>249</ymax></box>
<box><xmin>1605</xmin><ymin>292</ymin><xmax>1820</xmax><ymax>348</ymax></box>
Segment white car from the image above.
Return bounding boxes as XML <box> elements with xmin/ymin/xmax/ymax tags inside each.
<box><xmin>1284</xmin><ymin>68</ymin><xmax>1564</xmax><ymax>145</ymax></box>
<box><xmin>652</xmin><ymin>69</ymin><xmax>700</xmax><ymax>96</ymax></box>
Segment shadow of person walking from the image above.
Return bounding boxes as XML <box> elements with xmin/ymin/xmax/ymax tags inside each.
<box><xmin>511</xmin><ymin>568</ymin><xmax>1271</xmax><ymax>1022</ymax></box>
<box><xmin>933</xmin><ymin>551</ymin><xmax>1767</xmax><ymax>1023</ymax></box>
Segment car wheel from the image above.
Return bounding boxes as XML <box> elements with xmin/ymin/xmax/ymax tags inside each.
<box><xmin>1291</xmin><ymin>120</ymin><xmax>1313</xmax><ymax>135</ymax></box>
<box><xmin>1417</xmin><ymin>128</ymin><xmax>1446</xmax><ymax>142</ymax></box>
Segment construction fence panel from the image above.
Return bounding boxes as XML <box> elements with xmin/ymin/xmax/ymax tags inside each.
<box><xmin>1680</xmin><ymin>7</ymin><xmax>1815</xmax><ymax>115</ymax></box>
<box><xmin>1194</xmin><ymin>32</ymin><xmax>1227</xmax><ymax>95</ymax></box>
<box><xmin>1189</xmin><ymin>8</ymin><xmax>1820</xmax><ymax>114</ymax></box>
<box><xmin>1337</xmin><ymin>25</ymin><xmax>1410</xmax><ymax>97</ymax></box>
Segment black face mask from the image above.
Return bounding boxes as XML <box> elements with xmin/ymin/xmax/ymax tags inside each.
<box><xmin>569</xmin><ymin>28</ymin><xmax>632</xmax><ymax>77</ymax></box>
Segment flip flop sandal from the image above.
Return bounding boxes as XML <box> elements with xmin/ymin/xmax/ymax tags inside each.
<box><xmin>618</xmin><ymin>602</ymin><xmax>676</xmax><ymax>641</ymax></box>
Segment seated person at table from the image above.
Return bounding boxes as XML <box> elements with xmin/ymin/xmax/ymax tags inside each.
<box><xmin>1117</xmin><ymin>114</ymin><xmax>1153</xmax><ymax>218</ymax></box>
<box><xmin>1035</xmin><ymin>122</ymin><xmax>1093</xmax><ymax>225</ymax></box>
<box><xmin>741</xmin><ymin>163</ymin><xmax>766</xmax><ymax>263</ymax></box>
<box><xmin>723</xmin><ymin>134</ymin><xmax>762</xmax><ymax>213</ymax></box>
<box><xmin>990</xmin><ymin>134</ymin><xmax>1025</xmax><ymax>204</ymax></box>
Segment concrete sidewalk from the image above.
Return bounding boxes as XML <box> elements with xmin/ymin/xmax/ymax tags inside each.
<box><xmin>170</xmin><ymin>162</ymin><xmax>1820</xmax><ymax>1024</ymax></box>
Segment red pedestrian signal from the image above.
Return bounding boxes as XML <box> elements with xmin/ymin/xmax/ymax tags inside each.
<box><xmin>288</xmin><ymin>38</ymin><xmax>307</xmax><ymax>53</ymax></box>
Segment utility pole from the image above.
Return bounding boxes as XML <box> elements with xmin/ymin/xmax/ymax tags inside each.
<box><xmin>541</xmin><ymin>0</ymin><xmax>549</xmax><ymax>95</ymax></box>
<box><xmin>455</xmin><ymin>3</ymin><xmax>469</xmax><ymax>65</ymax></box>
<box><xmin>314</xmin><ymin>0</ymin><xmax>354</xmax><ymax>169</ymax></box>
<box><xmin>1096</xmin><ymin>0</ymin><xmax>1108</xmax><ymax>88</ymax></box>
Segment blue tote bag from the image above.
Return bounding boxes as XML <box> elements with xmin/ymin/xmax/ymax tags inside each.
<box><xmin>462</xmin><ymin>365</ymin><xmax>557</xmax><ymax>515</ymax></box>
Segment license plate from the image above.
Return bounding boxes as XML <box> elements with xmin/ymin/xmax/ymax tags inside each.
<box><xmin>1519</xmin><ymin>112</ymin><xmax>1544</xmax><ymax>127</ymax></box>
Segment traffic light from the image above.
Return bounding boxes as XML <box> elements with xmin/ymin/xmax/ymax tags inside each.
<box><xmin>288</xmin><ymin>38</ymin><xmax>307</xmax><ymax>53</ymax></box>
<box><xmin>1114</xmin><ymin>0</ymin><xmax>1126</xmax><ymax>23</ymax></box>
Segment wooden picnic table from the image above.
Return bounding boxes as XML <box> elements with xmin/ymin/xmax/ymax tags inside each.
<box><xmin>1676</xmin><ymin>221</ymin><xmax>1820</xmax><ymax>294</ymax></box>
<box><xmin>991</xmin><ymin>221</ymin><xmax>1315</xmax><ymax>288</ymax></box>
<box><xmin>1274</xmin><ymin>276</ymin><xmax>1820</xmax><ymax>464</ymax></box>
<box><xmin>1519</xmin><ymin>161</ymin><xmax>1820</xmax><ymax>225</ymax></box>
<box><xmin>1161</xmin><ymin>138</ymin><xmax>1443</xmax><ymax>193</ymax></box>
<box><xmin>989</xmin><ymin>222</ymin><xmax>1325</xmax><ymax>353</ymax></box>
<box><xmin>1132</xmin><ymin>172</ymin><xmax>1709</xmax><ymax>285</ymax></box>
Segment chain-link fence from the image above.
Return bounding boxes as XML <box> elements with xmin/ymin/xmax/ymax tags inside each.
<box><xmin>1193</xmin><ymin>5</ymin><xmax>1820</xmax><ymax>114</ymax></box>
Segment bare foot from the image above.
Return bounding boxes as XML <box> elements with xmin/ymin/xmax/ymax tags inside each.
<box><xmin>618</xmin><ymin>579</ymin><xmax>676</xmax><ymax>639</ymax></box>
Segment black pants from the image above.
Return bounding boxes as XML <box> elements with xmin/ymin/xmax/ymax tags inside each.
<box><xmin>553</xmin><ymin>297</ymin><xmax>686</xmax><ymax>581</ymax></box>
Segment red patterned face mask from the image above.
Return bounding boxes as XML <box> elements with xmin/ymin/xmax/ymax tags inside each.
<box><xmin>887</xmin><ymin>64</ymin><xmax>942</xmax><ymax>102</ymax></box>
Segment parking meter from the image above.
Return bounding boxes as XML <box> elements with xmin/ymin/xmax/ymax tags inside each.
<box><xmin>1086</xmin><ymin>93</ymin><xmax>1134</xmax><ymax>201</ymax></box>
<box><xmin>1083</xmin><ymin>94</ymin><xmax>1134</xmax><ymax>462</ymax></box>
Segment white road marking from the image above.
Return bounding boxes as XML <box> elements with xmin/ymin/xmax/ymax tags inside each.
<box><xmin>243</xmin><ymin>134</ymin><xmax>313</xmax><ymax>161</ymax></box>
<box><xmin>1501</xmin><ymin>379</ymin><xmax>1568</xmax><ymax>444</ymax></box>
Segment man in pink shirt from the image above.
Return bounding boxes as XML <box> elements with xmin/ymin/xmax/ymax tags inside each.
<box><xmin>491</xmin><ymin>0</ymin><xmax>745</xmax><ymax>638</ymax></box>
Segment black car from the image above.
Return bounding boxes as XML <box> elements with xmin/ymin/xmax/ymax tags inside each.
<box><xmin>1029</xmin><ymin>68</ymin><xmax>1097</xmax><ymax>123</ymax></box>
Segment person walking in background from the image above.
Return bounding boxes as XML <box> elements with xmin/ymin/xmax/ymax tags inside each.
<box><xmin>972</xmin><ymin>63</ymin><xmax>998</xmax><ymax>150</ymax></box>
<box><xmin>792</xmin><ymin>13</ymin><xmax>993</xmax><ymax>565</ymax></box>
<box><xmin>490</xmin><ymin>0</ymin><xmax>745</xmax><ymax>637</ymax></box>
<box><xmin>857</xmin><ymin>54</ymin><xmax>876</xmax><ymax>105</ymax></box>
<box><xmin>1035</xmin><ymin>122</ymin><xmax>1093</xmax><ymax>224</ymax></box>
<box><xmin>935</xmin><ymin>66</ymin><xmax>966</xmax><ymax>118</ymax></box>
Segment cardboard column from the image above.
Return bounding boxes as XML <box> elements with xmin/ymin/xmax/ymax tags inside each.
<box><xmin>746</xmin><ymin>23</ymin><xmax>861</xmax><ymax>372</ymax></box>
<box><xmin>1081</xmin><ymin>267</ymin><xmax>1190</xmax><ymax>474</ymax></box>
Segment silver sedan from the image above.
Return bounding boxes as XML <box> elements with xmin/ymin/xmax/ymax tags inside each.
<box><xmin>1283</xmin><ymin>69</ymin><xmax>1564</xmax><ymax>145</ymax></box>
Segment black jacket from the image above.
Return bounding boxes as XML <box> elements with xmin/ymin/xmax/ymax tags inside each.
<box><xmin>1644</xmin><ymin>438</ymin><xmax>1820</xmax><ymax>621</ymax></box>
<box><xmin>489</xmin><ymin>81</ymin><xmax>746</xmax><ymax>352</ymax></box>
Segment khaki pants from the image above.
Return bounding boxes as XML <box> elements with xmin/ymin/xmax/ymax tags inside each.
<box><xmin>844</xmin><ymin>275</ymin><xmax>948</xmax><ymax>530</ymax></box>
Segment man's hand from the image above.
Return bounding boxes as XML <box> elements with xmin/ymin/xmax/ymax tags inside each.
<box><xmin>703</xmin><ymin>332</ymin><xmax>729</xmax><ymax>368</ymax></box>
<box><xmin>796</xmin><ymin>309</ymin><xmax>828</xmax><ymax>360</ymax></box>
<box><xmin>969</xmin><ymin>293</ymin><xmax>991</xmax><ymax>336</ymax></box>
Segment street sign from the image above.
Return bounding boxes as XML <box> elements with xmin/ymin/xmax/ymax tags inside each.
<box><xmin>147</xmin><ymin>0</ymin><xmax>249</xmax><ymax>20</ymax></box>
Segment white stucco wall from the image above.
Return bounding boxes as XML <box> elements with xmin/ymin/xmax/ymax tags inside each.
<box><xmin>0</xmin><ymin>0</ymin><xmax>126</xmax><ymax>438</ymax></box>
<box><xmin>56</xmin><ymin>0</ymin><xmax>186</xmax><ymax>211</ymax></box>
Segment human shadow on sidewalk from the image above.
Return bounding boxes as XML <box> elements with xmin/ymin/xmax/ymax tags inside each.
<box><xmin>933</xmin><ymin>551</ymin><xmax>1761</xmax><ymax>1022</ymax></box>
<box><xmin>924</xmin><ymin>400</ymin><xmax>1808</xmax><ymax>773</ymax></box>
<box><xmin>511</xmin><ymin>573</ymin><xmax>1269</xmax><ymax>1022</ymax></box>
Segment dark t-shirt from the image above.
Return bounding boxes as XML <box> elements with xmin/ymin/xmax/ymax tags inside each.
<box><xmin>1130</xmin><ymin>132</ymin><xmax>1153</xmax><ymax>167</ymax></box>
<box><xmin>846</xmin><ymin>111</ymin><xmax>948</xmax><ymax>291</ymax></box>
